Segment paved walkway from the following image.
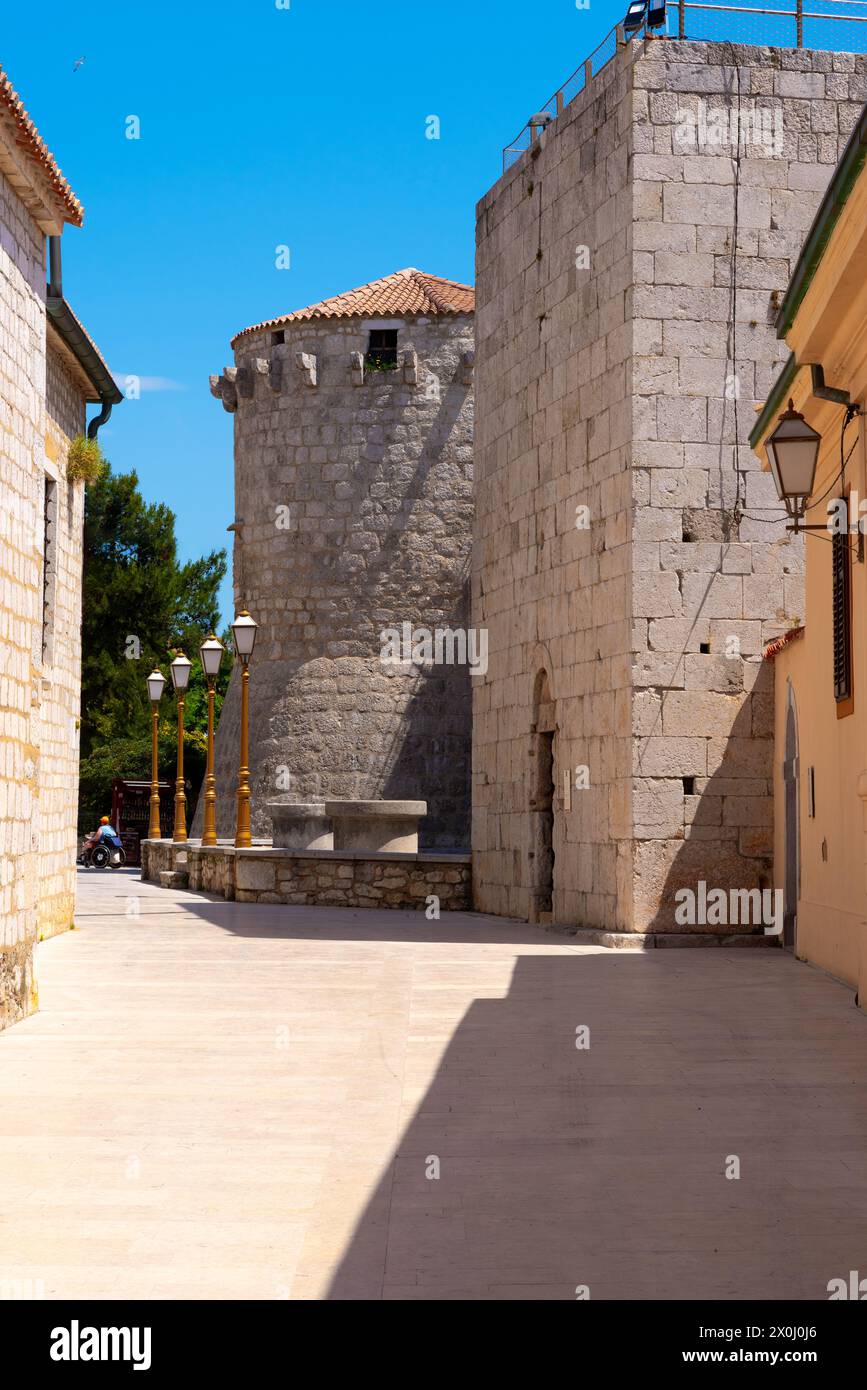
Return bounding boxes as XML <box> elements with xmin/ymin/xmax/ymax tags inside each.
<box><xmin>1</xmin><ymin>870</ymin><xmax>867</xmax><ymax>1300</ymax></box>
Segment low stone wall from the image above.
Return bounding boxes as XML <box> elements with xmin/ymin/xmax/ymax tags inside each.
<box><xmin>140</xmin><ymin>840</ymin><xmax>174</xmax><ymax>882</ymax></box>
<box><xmin>141</xmin><ymin>840</ymin><xmax>472</xmax><ymax>912</ymax></box>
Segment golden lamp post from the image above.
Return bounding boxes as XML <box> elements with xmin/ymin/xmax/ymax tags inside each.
<box><xmin>231</xmin><ymin>610</ymin><xmax>258</xmax><ymax>849</ymax></box>
<box><xmin>146</xmin><ymin>668</ymin><xmax>166</xmax><ymax>840</ymax></box>
<box><xmin>169</xmin><ymin>651</ymin><xmax>192</xmax><ymax>843</ymax></box>
<box><xmin>199</xmin><ymin>633</ymin><xmax>225</xmax><ymax>847</ymax></box>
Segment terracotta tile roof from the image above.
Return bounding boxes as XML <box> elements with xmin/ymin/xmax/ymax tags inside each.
<box><xmin>763</xmin><ymin>625</ymin><xmax>805</xmax><ymax>660</ymax></box>
<box><xmin>0</xmin><ymin>67</ymin><xmax>83</xmax><ymax>226</ymax></box>
<box><xmin>232</xmin><ymin>268</ymin><xmax>474</xmax><ymax>345</ymax></box>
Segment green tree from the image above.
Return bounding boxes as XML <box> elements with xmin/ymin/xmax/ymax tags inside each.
<box><xmin>78</xmin><ymin>462</ymin><xmax>231</xmax><ymax>831</ymax></box>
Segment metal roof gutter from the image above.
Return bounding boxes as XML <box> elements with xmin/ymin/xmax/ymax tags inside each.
<box><xmin>753</xmin><ymin>107</ymin><xmax>867</xmax><ymax>451</ymax></box>
<box><xmin>775</xmin><ymin>101</ymin><xmax>867</xmax><ymax>340</ymax></box>
<box><xmin>748</xmin><ymin>352</ymin><xmax>799</xmax><ymax>450</ymax></box>
<box><xmin>46</xmin><ymin>235</ymin><xmax>123</xmax><ymax>438</ymax></box>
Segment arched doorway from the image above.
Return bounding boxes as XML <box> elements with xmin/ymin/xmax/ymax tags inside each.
<box><xmin>782</xmin><ymin>685</ymin><xmax>799</xmax><ymax>952</ymax></box>
<box><xmin>530</xmin><ymin>671</ymin><xmax>557</xmax><ymax>923</ymax></box>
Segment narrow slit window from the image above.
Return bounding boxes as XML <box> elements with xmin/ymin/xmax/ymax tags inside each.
<box><xmin>42</xmin><ymin>477</ymin><xmax>58</xmax><ymax>665</ymax></box>
<box><xmin>365</xmin><ymin>329</ymin><xmax>398</xmax><ymax>370</ymax></box>
<box><xmin>831</xmin><ymin>505</ymin><xmax>853</xmax><ymax>709</ymax></box>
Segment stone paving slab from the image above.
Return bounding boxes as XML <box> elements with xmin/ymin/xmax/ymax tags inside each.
<box><xmin>0</xmin><ymin>869</ymin><xmax>866</xmax><ymax>1300</ymax></box>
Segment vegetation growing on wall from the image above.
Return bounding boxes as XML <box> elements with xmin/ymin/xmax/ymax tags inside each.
<box><xmin>66</xmin><ymin>433</ymin><xmax>107</xmax><ymax>484</ymax></box>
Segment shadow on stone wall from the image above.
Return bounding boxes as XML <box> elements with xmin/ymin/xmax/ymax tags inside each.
<box><xmin>190</xmin><ymin>644</ymin><xmax>471</xmax><ymax>849</ymax></box>
<box><xmin>192</xmin><ymin>376</ymin><xmax>474</xmax><ymax>848</ymax></box>
<box><xmin>357</xmin><ymin>377</ymin><xmax>471</xmax><ymax>598</ymax></box>
<box><xmin>380</xmin><ymin>645</ymin><xmax>472</xmax><ymax>851</ymax></box>
<box><xmin>637</xmin><ymin>658</ymin><xmax>776</xmax><ymax>935</ymax></box>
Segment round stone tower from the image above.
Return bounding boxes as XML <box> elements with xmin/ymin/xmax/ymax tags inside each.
<box><xmin>200</xmin><ymin>268</ymin><xmax>475</xmax><ymax>849</ymax></box>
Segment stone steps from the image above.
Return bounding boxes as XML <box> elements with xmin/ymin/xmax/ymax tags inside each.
<box><xmin>159</xmin><ymin>870</ymin><xmax>189</xmax><ymax>890</ymax></box>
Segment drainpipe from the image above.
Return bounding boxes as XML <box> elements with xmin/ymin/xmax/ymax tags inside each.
<box><xmin>46</xmin><ymin>235</ymin><xmax>120</xmax><ymax>439</ymax></box>
<box><xmin>48</xmin><ymin>235</ymin><xmax>63</xmax><ymax>298</ymax></box>
<box><xmin>85</xmin><ymin>399</ymin><xmax>114</xmax><ymax>440</ymax></box>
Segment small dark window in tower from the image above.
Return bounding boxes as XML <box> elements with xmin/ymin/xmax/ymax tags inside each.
<box><xmin>271</xmin><ymin>330</ymin><xmax>285</xmax><ymax>345</ymax></box>
<box><xmin>42</xmin><ymin>477</ymin><xmax>58</xmax><ymax>664</ymax></box>
<box><xmin>366</xmin><ymin>329</ymin><xmax>398</xmax><ymax>370</ymax></box>
<box><xmin>682</xmin><ymin>776</ymin><xmax>695</xmax><ymax>796</ymax></box>
<box><xmin>832</xmin><ymin>507</ymin><xmax>853</xmax><ymax>709</ymax></box>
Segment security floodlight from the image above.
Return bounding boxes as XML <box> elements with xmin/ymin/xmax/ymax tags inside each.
<box><xmin>765</xmin><ymin>399</ymin><xmax>821</xmax><ymax>530</ymax></box>
<box><xmin>528</xmin><ymin>112</ymin><xmax>554</xmax><ymax>142</ymax></box>
<box><xmin>624</xmin><ymin>1</ymin><xmax>648</xmax><ymax>33</ymax></box>
<box><xmin>647</xmin><ymin>0</ymin><xmax>666</xmax><ymax>27</ymax></box>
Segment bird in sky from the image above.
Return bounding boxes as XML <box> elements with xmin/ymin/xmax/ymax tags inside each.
<box><xmin>72</xmin><ymin>56</ymin><xmax>86</xmax><ymax>73</ymax></box>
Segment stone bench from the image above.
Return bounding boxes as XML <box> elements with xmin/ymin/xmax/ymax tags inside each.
<box><xmin>324</xmin><ymin>800</ymin><xmax>427</xmax><ymax>854</ymax></box>
<box><xmin>267</xmin><ymin>801</ymin><xmax>334</xmax><ymax>851</ymax></box>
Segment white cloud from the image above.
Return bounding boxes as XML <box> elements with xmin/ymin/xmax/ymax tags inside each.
<box><xmin>112</xmin><ymin>373</ymin><xmax>186</xmax><ymax>393</ymax></box>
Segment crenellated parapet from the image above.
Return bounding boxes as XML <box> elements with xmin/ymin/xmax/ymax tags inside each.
<box><xmin>209</xmin><ymin>371</ymin><xmax>236</xmax><ymax>412</ymax></box>
<box><xmin>210</xmin><ymin>338</ymin><xmax>472</xmax><ymax>408</ymax></box>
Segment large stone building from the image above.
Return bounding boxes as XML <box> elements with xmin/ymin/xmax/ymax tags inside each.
<box><xmin>472</xmin><ymin>37</ymin><xmax>865</xmax><ymax>933</ymax></box>
<box><xmin>0</xmin><ymin>69</ymin><xmax>121</xmax><ymax>1027</ymax></box>
<box><xmin>204</xmin><ymin>269</ymin><xmax>475</xmax><ymax>848</ymax></box>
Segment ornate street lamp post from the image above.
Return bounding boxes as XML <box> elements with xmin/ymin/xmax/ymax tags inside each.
<box><xmin>146</xmin><ymin>668</ymin><xmax>166</xmax><ymax>840</ymax></box>
<box><xmin>231</xmin><ymin>611</ymin><xmax>258</xmax><ymax>849</ymax></box>
<box><xmin>199</xmin><ymin>633</ymin><xmax>225</xmax><ymax>847</ymax></box>
<box><xmin>169</xmin><ymin>651</ymin><xmax>192</xmax><ymax>843</ymax></box>
<box><xmin>765</xmin><ymin>399</ymin><xmax>822</xmax><ymax>532</ymax></box>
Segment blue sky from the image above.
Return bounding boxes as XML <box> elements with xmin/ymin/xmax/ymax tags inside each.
<box><xmin>5</xmin><ymin>0</ymin><xmax>625</xmax><ymax>623</ymax></box>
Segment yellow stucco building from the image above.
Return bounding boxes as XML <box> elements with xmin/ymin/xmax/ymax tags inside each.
<box><xmin>752</xmin><ymin>102</ymin><xmax>867</xmax><ymax>1003</ymax></box>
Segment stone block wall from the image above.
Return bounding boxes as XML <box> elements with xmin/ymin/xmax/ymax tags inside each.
<box><xmin>40</xmin><ymin>338</ymin><xmax>86</xmax><ymax>938</ymax></box>
<box><xmin>0</xmin><ymin>167</ymin><xmax>87</xmax><ymax>1027</ymax></box>
<box><xmin>197</xmin><ymin>312</ymin><xmax>475</xmax><ymax>849</ymax></box>
<box><xmin>0</xmin><ymin>165</ymin><xmax>43</xmax><ymax>1024</ymax></box>
<box><xmin>141</xmin><ymin>840</ymin><xmax>472</xmax><ymax>912</ymax></box>
<box><xmin>473</xmin><ymin>38</ymin><xmax>865</xmax><ymax>931</ymax></box>
<box><xmin>629</xmin><ymin>40</ymin><xmax>862</xmax><ymax>928</ymax></box>
<box><xmin>474</xmin><ymin>43</ymin><xmax>634</xmax><ymax>927</ymax></box>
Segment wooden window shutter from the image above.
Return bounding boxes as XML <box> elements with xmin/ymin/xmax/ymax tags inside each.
<box><xmin>831</xmin><ymin>509</ymin><xmax>852</xmax><ymax>705</ymax></box>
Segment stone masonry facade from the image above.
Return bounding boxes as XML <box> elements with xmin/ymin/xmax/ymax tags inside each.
<box><xmin>199</xmin><ymin>307</ymin><xmax>475</xmax><ymax>849</ymax></box>
<box><xmin>38</xmin><ymin>336</ymin><xmax>86</xmax><ymax>936</ymax></box>
<box><xmin>142</xmin><ymin>839</ymin><xmax>472</xmax><ymax>912</ymax></box>
<box><xmin>0</xmin><ymin>166</ymin><xmax>88</xmax><ymax>1027</ymax></box>
<box><xmin>473</xmin><ymin>38</ymin><xmax>866</xmax><ymax>931</ymax></box>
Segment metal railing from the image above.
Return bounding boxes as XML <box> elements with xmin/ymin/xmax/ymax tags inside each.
<box><xmin>503</xmin><ymin>0</ymin><xmax>867</xmax><ymax>170</ymax></box>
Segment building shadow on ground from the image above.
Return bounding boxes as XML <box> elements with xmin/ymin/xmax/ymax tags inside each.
<box><xmin>142</xmin><ymin>884</ymin><xmax>867</xmax><ymax>1295</ymax></box>
<box><xmin>125</xmin><ymin>888</ymin><xmax>534</xmax><ymax>946</ymax></box>
<box><xmin>134</xmin><ymin>883</ymin><xmax>867</xmax><ymax>1299</ymax></box>
<box><xmin>320</xmin><ymin>950</ymin><xmax>867</xmax><ymax>1300</ymax></box>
